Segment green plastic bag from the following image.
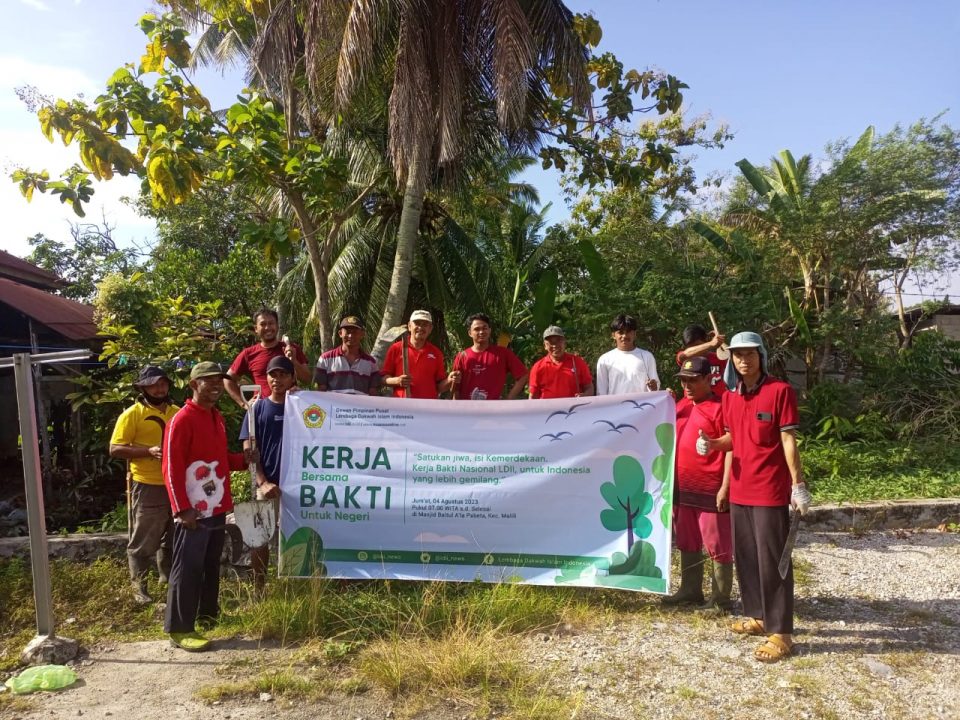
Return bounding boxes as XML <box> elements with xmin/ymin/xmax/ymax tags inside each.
<box><xmin>4</xmin><ymin>664</ymin><xmax>77</xmax><ymax>694</ymax></box>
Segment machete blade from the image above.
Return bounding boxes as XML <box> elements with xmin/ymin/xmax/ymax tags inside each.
<box><xmin>778</xmin><ymin>510</ymin><xmax>802</xmax><ymax>579</ymax></box>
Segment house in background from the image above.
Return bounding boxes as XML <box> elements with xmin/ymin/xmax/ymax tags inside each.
<box><xmin>900</xmin><ymin>302</ymin><xmax>960</xmax><ymax>342</ymax></box>
<box><xmin>0</xmin><ymin>249</ymin><xmax>101</xmax><ymax>474</ymax></box>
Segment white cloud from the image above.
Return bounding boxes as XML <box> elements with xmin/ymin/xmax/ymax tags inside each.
<box><xmin>0</xmin><ymin>128</ymin><xmax>155</xmax><ymax>257</ymax></box>
<box><xmin>19</xmin><ymin>0</ymin><xmax>51</xmax><ymax>11</ymax></box>
<box><xmin>0</xmin><ymin>55</ymin><xmax>100</xmax><ymax>119</ymax></box>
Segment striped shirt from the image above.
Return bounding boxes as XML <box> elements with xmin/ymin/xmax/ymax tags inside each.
<box><xmin>314</xmin><ymin>346</ymin><xmax>383</xmax><ymax>395</ymax></box>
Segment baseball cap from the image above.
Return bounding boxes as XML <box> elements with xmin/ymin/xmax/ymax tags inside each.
<box><xmin>676</xmin><ymin>356</ymin><xmax>711</xmax><ymax>378</ymax></box>
<box><xmin>727</xmin><ymin>331</ymin><xmax>765</xmax><ymax>350</ymax></box>
<box><xmin>189</xmin><ymin>361</ymin><xmax>228</xmax><ymax>381</ymax></box>
<box><xmin>410</xmin><ymin>310</ymin><xmax>433</xmax><ymax>323</ymax></box>
<box><xmin>542</xmin><ymin>325</ymin><xmax>566</xmax><ymax>340</ymax></box>
<box><xmin>134</xmin><ymin>365</ymin><xmax>170</xmax><ymax>387</ymax></box>
<box><xmin>339</xmin><ymin>315</ymin><xmax>364</xmax><ymax>329</ymax></box>
<box><xmin>266</xmin><ymin>356</ymin><xmax>295</xmax><ymax>375</ymax></box>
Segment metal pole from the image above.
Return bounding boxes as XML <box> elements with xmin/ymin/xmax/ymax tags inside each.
<box><xmin>28</xmin><ymin>320</ymin><xmax>53</xmax><ymax>478</ymax></box>
<box><xmin>13</xmin><ymin>352</ymin><xmax>55</xmax><ymax>637</ymax></box>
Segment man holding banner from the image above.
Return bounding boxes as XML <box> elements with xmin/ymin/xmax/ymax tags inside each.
<box><xmin>662</xmin><ymin>356</ymin><xmax>732</xmax><ymax>612</ymax></box>
<box><xmin>315</xmin><ymin>316</ymin><xmax>384</xmax><ymax>396</ymax></box>
<box><xmin>451</xmin><ymin>313</ymin><xmax>528</xmax><ymax>400</ymax></box>
<box><xmin>528</xmin><ymin>326</ymin><xmax>594</xmax><ymax>399</ymax></box>
<box><xmin>382</xmin><ymin>310</ymin><xmax>455</xmax><ymax>399</ymax></box>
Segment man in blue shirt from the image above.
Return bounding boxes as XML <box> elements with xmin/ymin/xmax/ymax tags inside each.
<box><xmin>239</xmin><ymin>355</ymin><xmax>295</xmax><ymax>592</ymax></box>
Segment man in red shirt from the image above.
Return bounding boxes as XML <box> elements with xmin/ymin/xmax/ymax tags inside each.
<box><xmin>699</xmin><ymin>332</ymin><xmax>810</xmax><ymax>663</ymax></box>
<box><xmin>163</xmin><ymin>361</ymin><xmax>252</xmax><ymax>652</ymax></box>
<box><xmin>528</xmin><ymin>325</ymin><xmax>594</xmax><ymax>399</ymax></box>
<box><xmin>382</xmin><ymin>310</ymin><xmax>456</xmax><ymax>399</ymax></box>
<box><xmin>224</xmin><ymin>308</ymin><xmax>311</xmax><ymax>407</ymax></box>
<box><xmin>676</xmin><ymin>324</ymin><xmax>727</xmax><ymax>397</ymax></box>
<box><xmin>662</xmin><ymin>357</ymin><xmax>732</xmax><ymax>612</ymax></box>
<box><xmin>450</xmin><ymin>313</ymin><xmax>528</xmax><ymax>400</ymax></box>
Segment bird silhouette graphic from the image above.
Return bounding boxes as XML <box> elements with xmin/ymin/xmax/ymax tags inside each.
<box><xmin>545</xmin><ymin>402</ymin><xmax>590</xmax><ymax>422</ymax></box>
<box><xmin>593</xmin><ymin>420</ymin><xmax>639</xmax><ymax>433</ymax></box>
<box><xmin>539</xmin><ymin>431</ymin><xmax>573</xmax><ymax>442</ymax></box>
<box><xmin>620</xmin><ymin>399</ymin><xmax>655</xmax><ymax>410</ymax></box>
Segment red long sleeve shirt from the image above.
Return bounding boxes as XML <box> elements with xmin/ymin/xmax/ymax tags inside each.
<box><xmin>162</xmin><ymin>399</ymin><xmax>245</xmax><ymax>518</ymax></box>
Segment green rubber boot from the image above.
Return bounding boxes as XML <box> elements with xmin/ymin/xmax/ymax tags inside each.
<box><xmin>662</xmin><ymin>551</ymin><xmax>705</xmax><ymax>606</ymax></box>
<box><xmin>698</xmin><ymin>561</ymin><xmax>734</xmax><ymax>614</ymax></box>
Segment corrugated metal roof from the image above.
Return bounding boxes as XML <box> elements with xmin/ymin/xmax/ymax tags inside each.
<box><xmin>0</xmin><ymin>276</ymin><xmax>99</xmax><ymax>341</ymax></box>
<box><xmin>0</xmin><ymin>250</ymin><xmax>63</xmax><ymax>289</ymax></box>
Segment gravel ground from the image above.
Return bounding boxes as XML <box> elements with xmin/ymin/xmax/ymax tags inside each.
<box><xmin>4</xmin><ymin>529</ymin><xmax>959</xmax><ymax>720</ymax></box>
<box><xmin>523</xmin><ymin>529</ymin><xmax>960</xmax><ymax>720</ymax></box>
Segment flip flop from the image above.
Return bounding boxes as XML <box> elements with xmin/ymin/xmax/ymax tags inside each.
<box><xmin>169</xmin><ymin>631</ymin><xmax>211</xmax><ymax>652</ymax></box>
<box><xmin>731</xmin><ymin>617</ymin><xmax>765</xmax><ymax>635</ymax></box>
<box><xmin>755</xmin><ymin>634</ymin><xmax>792</xmax><ymax>663</ymax></box>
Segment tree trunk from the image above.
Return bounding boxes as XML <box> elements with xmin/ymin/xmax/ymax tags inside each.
<box><xmin>288</xmin><ymin>192</ymin><xmax>333</xmax><ymax>353</ymax></box>
<box><xmin>371</xmin><ymin>153</ymin><xmax>428</xmax><ymax>361</ymax></box>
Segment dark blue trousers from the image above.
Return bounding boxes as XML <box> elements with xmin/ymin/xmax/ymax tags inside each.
<box><xmin>164</xmin><ymin>515</ymin><xmax>225</xmax><ymax>633</ymax></box>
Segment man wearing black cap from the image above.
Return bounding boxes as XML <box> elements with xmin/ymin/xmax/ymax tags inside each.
<box><xmin>314</xmin><ymin>316</ymin><xmax>383</xmax><ymax>395</ymax></box>
<box><xmin>662</xmin><ymin>356</ymin><xmax>733</xmax><ymax>613</ymax></box>
<box><xmin>109</xmin><ymin>365</ymin><xmax>179</xmax><ymax>604</ymax></box>
<box><xmin>238</xmin><ymin>356</ymin><xmax>295</xmax><ymax>591</ymax></box>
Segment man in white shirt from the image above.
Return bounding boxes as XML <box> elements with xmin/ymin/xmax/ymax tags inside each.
<box><xmin>595</xmin><ymin>314</ymin><xmax>660</xmax><ymax>395</ymax></box>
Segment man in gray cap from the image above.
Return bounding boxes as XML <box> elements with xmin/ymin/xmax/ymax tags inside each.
<box><xmin>109</xmin><ymin>365</ymin><xmax>179</xmax><ymax>604</ymax></box>
<box><xmin>528</xmin><ymin>325</ymin><xmax>594</xmax><ymax>399</ymax></box>
<box><xmin>698</xmin><ymin>331</ymin><xmax>812</xmax><ymax>663</ymax></box>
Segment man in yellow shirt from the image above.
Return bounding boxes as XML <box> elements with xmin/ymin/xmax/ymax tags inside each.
<box><xmin>109</xmin><ymin>366</ymin><xmax>180</xmax><ymax>604</ymax></box>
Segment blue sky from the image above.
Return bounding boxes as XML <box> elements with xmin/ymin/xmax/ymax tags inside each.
<box><xmin>1</xmin><ymin>0</ymin><xmax>958</xmax><ymax>296</ymax></box>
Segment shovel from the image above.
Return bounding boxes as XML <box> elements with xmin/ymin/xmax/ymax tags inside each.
<box><xmin>231</xmin><ymin>385</ymin><xmax>277</xmax><ymax>552</ymax></box>
<box><xmin>708</xmin><ymin>311</ymin><xmax>731</xmax><ymax>360</ymax></box>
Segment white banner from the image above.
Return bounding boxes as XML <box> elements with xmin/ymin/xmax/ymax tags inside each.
<box><xmin>278</xmin><ymin>391</ymin><xmax>676</xmax><ymax>593</ymax></box>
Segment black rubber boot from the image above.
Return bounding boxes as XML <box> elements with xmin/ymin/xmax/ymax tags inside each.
<box><xmin>662</xmin><ymin>551</ymin><xmax>705</xmax><ymax>606</ymax></box>
<box><xmin>698</xmin><ymin>561</ymin><xmax>734</xmax><ymax>614</ymax></box>
<box><xmin>128</xmin><ymin>556</ymin><xmax>153</xmax><ymax>604</ymax></box>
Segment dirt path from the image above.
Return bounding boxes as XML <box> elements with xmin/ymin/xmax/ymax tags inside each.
<box><xmin>5</xmin><ymin>529</ymin><xmax>959</xmax><ymax>720</ymax></box>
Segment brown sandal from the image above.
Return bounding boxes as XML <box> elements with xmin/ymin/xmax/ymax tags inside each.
<box><xmin>754</xmin><ymin>634</ymin><xmax>793</xmax><ymax>663</ymax></box>
<box><xmin>731</xmin><ymin>617</ymin><xmax>765</xmax><ymax>635</ymax></box>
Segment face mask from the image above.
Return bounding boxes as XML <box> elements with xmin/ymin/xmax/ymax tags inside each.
<box><xmin>139</xmin><ymin>392</ymin><xmax>171</xmax><ymax>408</ymax></box>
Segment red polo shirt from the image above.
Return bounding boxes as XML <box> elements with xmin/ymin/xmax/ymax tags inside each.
<box><xmin>453</xmin><ymin>345</ymin><xmax>526</xmax><ymax>400</ymax></box>
<box><xmin>529</xmin><ymin>353</ymin><xmax>592</xmax><ymax>399</ymax></box>
<box><xmin>382</xmin><ymin>340</ymin><xmax>447</xmax><ymax>399</ymax></box>
<box><xmin>229</xmin><ymin>341</ymin><xmax>308</xmax><ymax>397</ymax></box>
<box><xmin>721</xmin><ymin>376</ymin><xmax>800</xmax><ymax>506</ymax></box>
<box><xmin>675</xmin><ymin>395</ymin><xmax>726</xmax><ymax>509</ymax></box>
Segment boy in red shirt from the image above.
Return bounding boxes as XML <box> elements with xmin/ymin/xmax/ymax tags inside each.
<box><xmin>163</xmin><ymin>362</ymin><xmax>252</xmax><ymax>652</ymax></box>
<box><xmin>528</xmin><ymin>326</ymin><xmax>593</xmax><ymax>399</ymax></box>
<box><xmin>663</xmin><ymin>356</ymin><xmax>733</xmax><ymax>611</ymax></box>
<box><xmin>382</xmin><ymin>310</ymin><xmax>456</xmax><ymax>399</ymax></box>
<box><xmin>450</xmin><ymin>313</ymin><xmax>528</xmax><ymax>400</ymax></box>
<box><xmin>675</xmin><ymin>323</ymin><xmax>727</xmax><ymax>397</ymax></box>
<box><xmin>699</xmin><ymin>332</ymin><xmax>811</xmax><ymax>663</ymax></box>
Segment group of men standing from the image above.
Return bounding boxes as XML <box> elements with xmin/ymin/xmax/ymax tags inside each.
<box><xmin>110</xmin><ymin>307</ymin><xmax>810</xmax><ymax>662</ymax></box>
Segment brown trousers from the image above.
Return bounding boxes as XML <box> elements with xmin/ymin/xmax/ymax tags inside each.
<box><xmin>127</xmin><ymin>482</ymin><xmax>173</xmax><ymax>582</ymax></box>
<box><xmin>731</xmin><ymin>503</ymin><xmax>794</xmax><ymax>634</ymax></box>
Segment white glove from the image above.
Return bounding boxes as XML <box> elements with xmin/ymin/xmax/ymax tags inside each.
<box><xmin>791</xmin><ymin>483</ymin><xmax>812</xmax><ymax>515</ymax></box>
<box><xmin>696</xmin><ymin>430</ymin><xmax>710</xmax><ymax>456</ymax></box>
